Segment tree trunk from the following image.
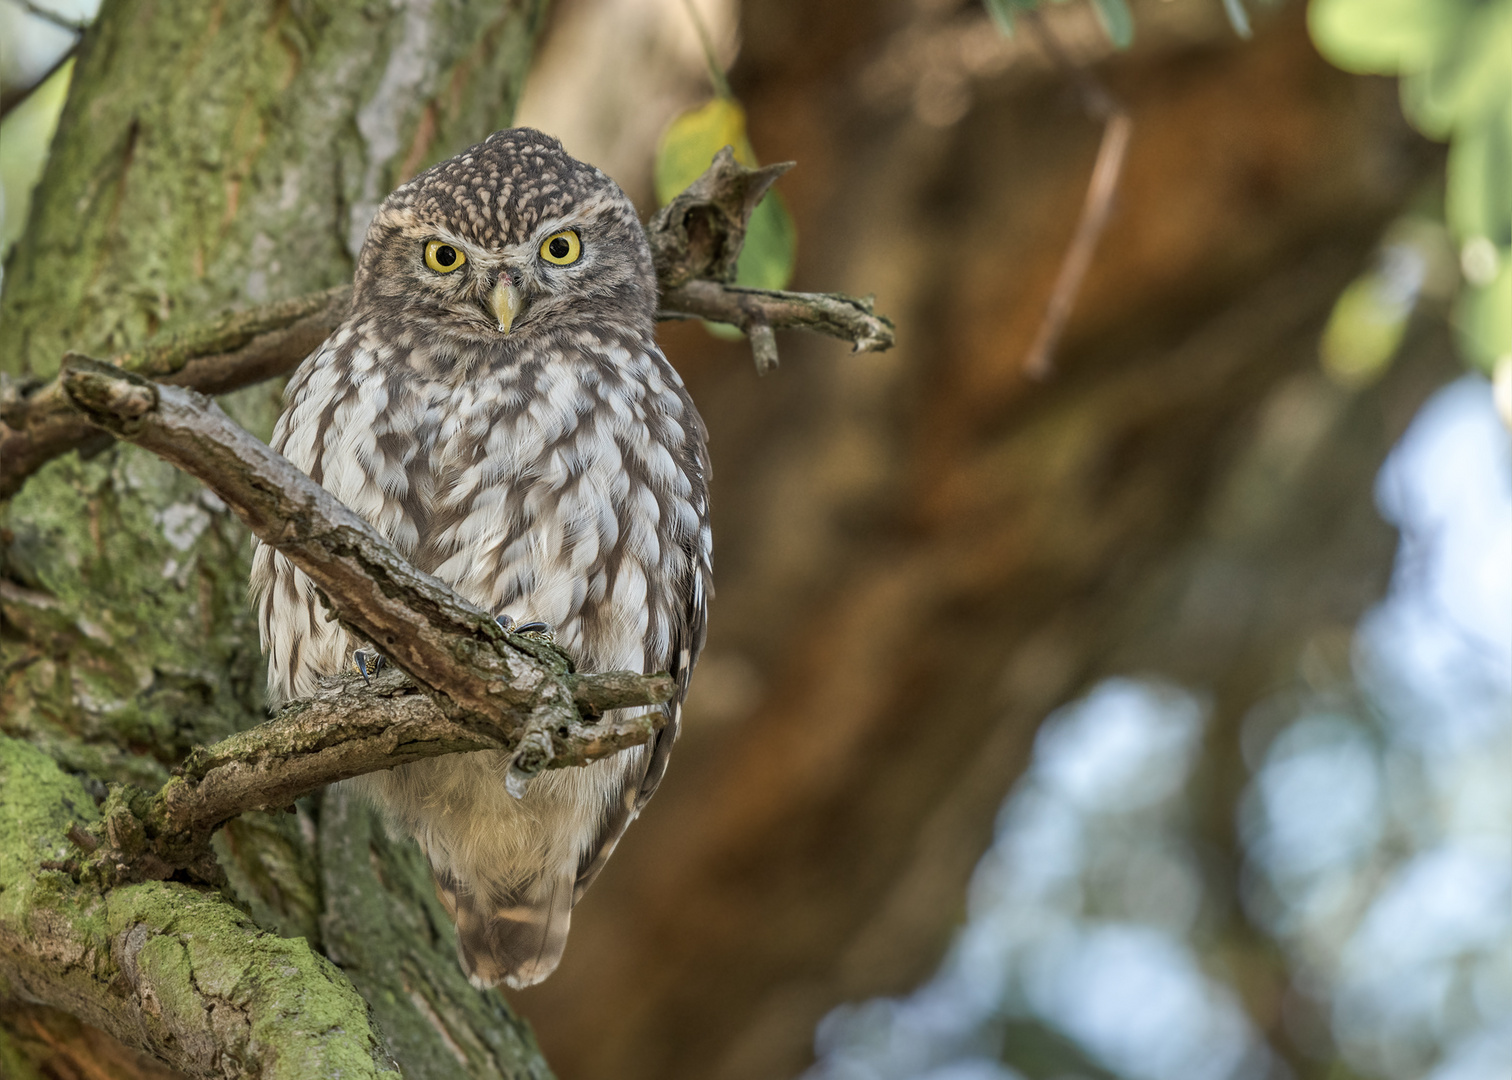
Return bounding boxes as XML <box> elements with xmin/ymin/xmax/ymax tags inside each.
<box><xmin>514</xmin><ymin>4</ymin><xmax>1447</xmax><ymax>1079</ymax></box>
<box><xmin>0</xmin><ymin>2</ymin><xmax>554</xmax><ymax>1076</ymax></box>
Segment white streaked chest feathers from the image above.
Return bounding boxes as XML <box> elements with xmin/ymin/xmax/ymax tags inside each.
<box><xmin>256</xmin><ymin>324</ymin><xmax>706</xmax><ymax>705</ymax></box>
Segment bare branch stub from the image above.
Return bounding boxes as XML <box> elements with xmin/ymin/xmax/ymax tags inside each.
<box><xmin>648</xmin><ymin>146</ymin><xmax>793</xmax><ymax>288</ymax></box>
<box><xmin>648</xmin><ymin>148</ymin><xmax>896</xmax><ymax>370</ymax></box>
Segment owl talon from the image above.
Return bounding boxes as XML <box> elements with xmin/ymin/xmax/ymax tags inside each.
<box><xmin>353</xmin><ymin>649</ymin><xmax>385</xmax><ymax>684</ymax></box>
<box><xmin>496</xmin><ymin>614</ymin><xmax>555</xmax><ymax>641</ymax></box>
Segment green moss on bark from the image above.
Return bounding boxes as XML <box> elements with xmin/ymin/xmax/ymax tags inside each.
<box><xmin>0</xmin><ymin>735</ymin><xmax>403</xmax><ymax>1079</ymax></box>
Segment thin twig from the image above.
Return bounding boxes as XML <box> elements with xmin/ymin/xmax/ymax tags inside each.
<box><xmin>660</xmin><ymin>279</ymin><xmax>893</xmax><ymax>356</ymax></box>
<box><xmin>1019</xmin><ymin>10</ymin><xmax>1132</xmax><ymax>379</ymax></box>
<box><xmin>678</xmin><ymin>0</ymin><xmax>732</xmax><ymax>99</ymax></box>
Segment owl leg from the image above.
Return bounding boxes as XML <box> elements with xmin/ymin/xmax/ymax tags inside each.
<box><xmin>352</xmin><ymin>649</ymin><xmax>385</xmax><ymax>684</ymax></box>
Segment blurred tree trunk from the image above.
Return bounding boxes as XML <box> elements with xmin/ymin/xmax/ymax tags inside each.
<box><xmin>517</xmin><ymin>3</ymin><xmax>1447</xmax><ymax>1079</ymax></box>
<box><xmin>0</xmin><ymin>1</ymin><xmax>553</xmax><ymax>1077</ymax></box>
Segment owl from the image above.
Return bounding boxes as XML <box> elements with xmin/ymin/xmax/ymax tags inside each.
<box><xmin>249</xmin><ymin>129</ymin><xmax>711</xmax><ymax>989</ymax></box>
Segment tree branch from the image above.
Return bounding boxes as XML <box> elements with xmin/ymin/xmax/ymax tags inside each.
<box><xmin>659</xmin><ymin>280</ymin><xmax>895</xmax><ymax>370</ymax></box>
<box><xmin>0</xmin><ymin>736</ymin><xmax>403</xmax><ymax>1079</ymax></box>
<box><xmin>0</xmin><ymin>153</ymin><xmax>894</xmax><ymax>499</ymax></box>
<box><xmin>648</xmin><ymin>146</ymin><xmax>896</xmax><ymax>371</ymax></box>
<box><xmin>51</xmin><ymin>356</ymin><xmax>673</xmax><ymax>882</ymax></box>
<box><xmin>0</xmin><ymin>287</ymin><xmax>350</xmax><ymax>498</ymax></box>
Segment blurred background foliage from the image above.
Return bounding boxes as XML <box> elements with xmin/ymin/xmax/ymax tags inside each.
<box><xmin>1</xmin><ymin>1</ymin><xmax>1509</xmax><ymax>1079</ymax></box>
<box><xmin>1311</xmin><ymin>0</ymin><xmax>1512</xmax><ymax>378</ymax></box>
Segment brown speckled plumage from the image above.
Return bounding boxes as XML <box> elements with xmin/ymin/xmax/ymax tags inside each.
<box><xmin>249</xmin><ymin>129</ymin><xmax>710</xmax><ymax>989</ymax></box>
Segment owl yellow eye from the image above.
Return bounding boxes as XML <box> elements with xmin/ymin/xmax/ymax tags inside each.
<box><xmin>424</xmin><ymin>240</ymin><xmax>466</xmax><ymax>273</ymax></box>
<box><xmin>539</xmin><ymin>230</ymin><xmax>581</xmax><ymax>266</ymax></box>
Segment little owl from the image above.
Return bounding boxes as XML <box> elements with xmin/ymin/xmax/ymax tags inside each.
<box><xmin>249</xmin><ymin>129</ymin><xmax>711</xmax><ymax>989</ymax></box>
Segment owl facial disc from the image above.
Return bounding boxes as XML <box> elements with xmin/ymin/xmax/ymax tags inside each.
<box><xmin>490</xmin><ymin>276</ymin><xmax>524</xmax><ymax>334</ymax></box>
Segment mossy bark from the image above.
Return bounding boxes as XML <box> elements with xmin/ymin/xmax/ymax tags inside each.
<box><xmin>0</xmin><ymin>0</ymin><xmax>553</xmax><ymax>1075</ymax></box>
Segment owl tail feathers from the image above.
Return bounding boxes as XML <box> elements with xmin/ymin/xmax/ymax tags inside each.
<box><xmin>433</xmin><ymin>868</ymin><xmax>574</xmax><ymax>990</ymax></box>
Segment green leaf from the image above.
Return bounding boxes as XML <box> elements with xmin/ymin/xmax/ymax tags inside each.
<box><xmin>1308</xmin><ymin>0</ymin><xmax>1472</xmax><ymax>76</ymax></box>
<box><xmin>1455</xmin><ymin>250</ymin><xmax>1512</xmax><ymax>374</ymax></box>
<box><xmin>983</xmin><ymin>0</ymin><xmax>1046</xmax><ymax>36</ymax></box>
<box><xmin>1090</xmin><ymin>0</ymin><xmax>1134</xmax><ymax>49</ymax></box>
<box><xmin>655</xmin><ymin>98</ymin><xmax>754</xmax><ymax>205</ymax></box>
<box><xmin>0</xmin><ymin>59</ymin><xmax>74</xmax><ymax>257</ymax></box>
<box><xmin>737</xmin><ymin>190</ymin><xmax>797</xmax><ymax>291</ymax></box>
<box><xmin>1446</xmin><ymin>116</ymin><xmax>1512</xmax><ymax>247</ymax></box>
<box><xmin>1320</xmin><ymin>266</ymin><xmax>1414</xmax><ymax>387</ymax></box>
<box><xmin>1401</xmin><ymin>1</ymin><xmax>1512</xmax><ymax>138</ymax></box>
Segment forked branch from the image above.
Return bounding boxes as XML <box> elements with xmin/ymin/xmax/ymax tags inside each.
<box><xmin>55</xmin><ymin>357</ymin><xmax>674</xmax><ymax>882</ymax></box>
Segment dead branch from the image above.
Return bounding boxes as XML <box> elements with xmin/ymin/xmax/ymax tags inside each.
<box><xmin>649</xmin><ymin>147</ymin><xmax>896</xmax><ymax>371</ymax></box>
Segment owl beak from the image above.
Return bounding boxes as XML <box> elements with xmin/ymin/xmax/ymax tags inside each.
<box><xmin>489</xmin><ymin>277</ymin><xmax>524</xmax><ymax>335</ymax></box>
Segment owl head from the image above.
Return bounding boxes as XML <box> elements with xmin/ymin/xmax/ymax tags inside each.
<box><xmin>351</xmin><ymin>129</ymin><xmax>656</xmax><ymax>352</ymax></box>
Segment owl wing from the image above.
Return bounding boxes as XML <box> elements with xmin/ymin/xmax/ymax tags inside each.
<box><xmin>571</xmin><ymin>427</ymin><xmax>712</xmax><ymax>904</ymax></box>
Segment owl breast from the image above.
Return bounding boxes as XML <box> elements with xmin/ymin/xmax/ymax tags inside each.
<box><xmin>258</xmin><ymin>322</ymin><xmax>704</xmax><ymax>701</ymax></box>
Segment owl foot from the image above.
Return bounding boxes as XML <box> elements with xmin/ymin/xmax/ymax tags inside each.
<box><xmin>353</xmin><ymin>649</ymin><xmax>386</xmax><ymax>685</ymax></box>
<box><xmin>496</xmin><ymin>614</ymin><xmax>555</xmax><ymax>641</ymax></box>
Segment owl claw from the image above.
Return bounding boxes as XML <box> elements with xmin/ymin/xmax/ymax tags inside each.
<box><xmin>496</xmin><ymin>614</ymin><xmax>555</xmax><ymax>640</ymax></box>
<box><xmin>353</xmin><ymin>649</ymin><xmax>385</xmax><ymax>684</ymax></box>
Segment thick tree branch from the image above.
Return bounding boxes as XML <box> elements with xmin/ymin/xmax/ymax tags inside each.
<box><xmin>52</xmin><ymin>356</ymin><xmax>672</xmax><ymax>881</ymax></box>
<box><xmin>0</xmin><ymin>287</ymin><xmax>350</xmax><ymax>498</ymax></box>
<box><xmin>1</xmin><ymin>153</ymin><xmax>893</xmax><ymax>497</ymax></box>
<box><xmin>0</xmin><ymin>736</ymin><xmax>403</xmax><ymax>1079</ymax></box>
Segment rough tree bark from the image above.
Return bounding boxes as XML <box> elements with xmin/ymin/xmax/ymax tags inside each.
<box><xmin>1</xmin><ymin>1</ymin><xmax>558</xmax><ymax>1076</ymax></box>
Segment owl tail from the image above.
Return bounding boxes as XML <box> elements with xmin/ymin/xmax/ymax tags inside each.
<box><xmin>433</xmin><ymin>867</ymin><xmax>574</xmax><ymax>990</ymax></box>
